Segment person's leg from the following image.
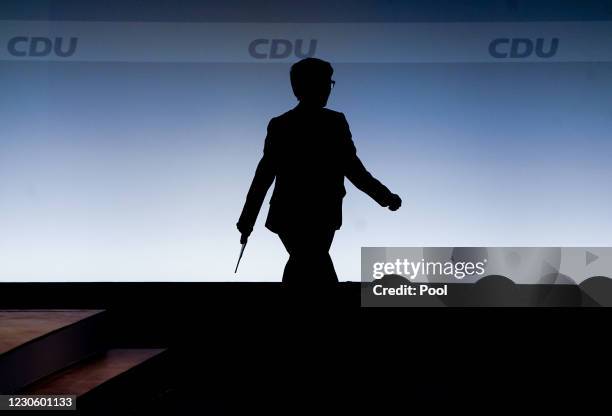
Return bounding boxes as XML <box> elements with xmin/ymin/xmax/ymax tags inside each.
<box><xmin>319</xmin><ymin>229</ymin><xmax>338</xmax><ymax>283</ymax></box>
<box><xmin>278</xmin><ymin>229</ymin><xmax>337</xmax><ymax>285</ymax></box>
<box><xmin>278</xmin><ymin>232</ymin><xmax>299</xmax><ymax>283</ymax></box>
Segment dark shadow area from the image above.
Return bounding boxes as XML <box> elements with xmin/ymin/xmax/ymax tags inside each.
<box><xmin>1</xmin><ymin>282</ymin><xmax>611</xmax><ymax>413</ymax></box>
<box><xmin>580</xmin><ymin>276</ymin><xmax>612</xmax><ymax>306</ymax></box>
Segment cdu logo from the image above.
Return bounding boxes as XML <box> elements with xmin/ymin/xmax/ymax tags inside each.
<box><xmin>7</xmin><ymin>36</ymin><xmax>78</xmax><ymax>58</ymax></box>
<box><xmin>249</xmin><ymin>39</ymin><xmax>317</xmax><ymax>59</ymax></box>
<box><xmin>488</xmin><ymin>38</ymin><xmax>559</xmax><ymax>59</ymax></box>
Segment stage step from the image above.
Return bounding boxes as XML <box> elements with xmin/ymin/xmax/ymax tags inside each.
<box><xmin>23</xmin><ymin>349</ymin><xmax>168</xmax><ymax>413</ymax></box>
<box><xmin>0</xmin><ymin>310</ymin><xmax>107</xmax><ymax>394</ymax></box>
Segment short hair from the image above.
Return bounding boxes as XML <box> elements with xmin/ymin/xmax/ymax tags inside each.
<box><xmin>290</xmin><ymin>58</ymin><xmax>334</xmax><ymax>101</ymax></box>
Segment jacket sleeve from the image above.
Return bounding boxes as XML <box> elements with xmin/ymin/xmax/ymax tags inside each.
<box><xmin>236</xmin><ymin>118</ymin><xmax>277</xmax><ymax>235</ymax></box>
<box><xmin>340</xmin><ymin>113</ymin><xmax>393</xmax><ymax>207</ymax></box>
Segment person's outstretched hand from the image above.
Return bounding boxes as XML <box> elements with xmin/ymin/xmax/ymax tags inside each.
<box><xmin>387</xmin><ymin>193</ymin><xmax>402</xmax><ymax>211</ymax></box>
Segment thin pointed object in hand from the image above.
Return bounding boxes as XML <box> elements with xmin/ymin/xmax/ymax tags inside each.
<box><xmin>234</xmin><ymin>242</ymin><xmax>247</xmax><ymax>274</ymax></box>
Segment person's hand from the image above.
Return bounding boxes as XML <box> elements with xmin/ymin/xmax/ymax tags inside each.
<box><xmin>387</xmin><ymin>193</ymin><xmax>402</xmax><ymax>211</ymax></box>
<box><xmin>240</xmin><ymin>233</ymin><xmax>249</xmax><ymax>244</ymax></box>
<box><xmin>236</xmin><ymin>222</ymin><xmax>251</xmax><ymax>244</ymax></box>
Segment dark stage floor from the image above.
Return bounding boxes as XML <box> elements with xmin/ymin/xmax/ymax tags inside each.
<box><xmin>0</xmin><ymin>283</ymin><xmax>608</xmax><ymax>414</ymax></box>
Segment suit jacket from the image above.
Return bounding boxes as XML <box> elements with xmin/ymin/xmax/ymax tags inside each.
<box><xmin>237</xmin><ymin>103</ymin><xmax>393</xmax><ymax>234</ymax></box>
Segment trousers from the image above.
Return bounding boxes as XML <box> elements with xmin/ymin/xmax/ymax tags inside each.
<box><xmin>278</xmin><ymin>228</ymin><xmax>338</xmax><ymax>286</ymax></box>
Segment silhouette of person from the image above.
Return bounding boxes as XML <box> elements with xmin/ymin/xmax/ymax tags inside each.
<box><xmin>237</xmin><ymin>57</ymin><xmax>401</xmax><ymax>286</ymax></box>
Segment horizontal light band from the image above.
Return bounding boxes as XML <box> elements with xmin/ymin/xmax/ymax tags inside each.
<box><xmin>1</xmin><ymin>20</ymin><xmax>611</xmax><ymax>63</ymax></box>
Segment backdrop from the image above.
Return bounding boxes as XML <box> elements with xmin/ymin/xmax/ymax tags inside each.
<box><xmin>1</xmin><ymin>1</ymin><xmax>611</xmax><ymax>281</ymax></box>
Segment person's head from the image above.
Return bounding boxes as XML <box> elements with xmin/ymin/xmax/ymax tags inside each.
<box><xmin>290</xmin><ymin>58</ymin><xmax>334</xmax><ymax>107</ymax></box>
